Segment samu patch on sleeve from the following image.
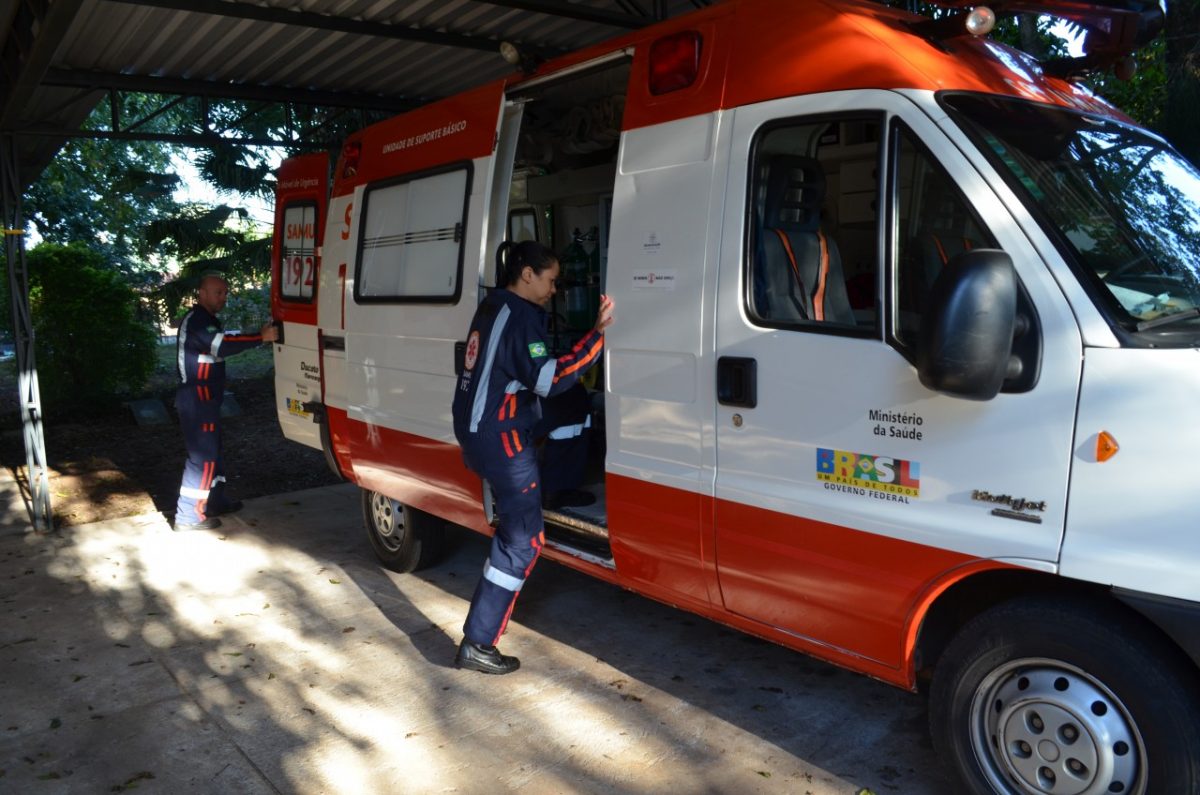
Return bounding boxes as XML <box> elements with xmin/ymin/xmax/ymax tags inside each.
<box><xmin>527</xmin><ymin>342</ymin><xmax>547</xmax><ymax>358</ymax></box>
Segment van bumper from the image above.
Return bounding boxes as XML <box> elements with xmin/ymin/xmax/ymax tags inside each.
<box><xmin>1113</xmin><ymin>587</ymin><xmax>1200</xmax><ymax>670</ymax></box>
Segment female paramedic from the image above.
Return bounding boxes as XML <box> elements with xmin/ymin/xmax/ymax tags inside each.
<box><xmin>451</xmin><ymin>240</ymin><xmax>615</xmax><ymax>674</ymax></box>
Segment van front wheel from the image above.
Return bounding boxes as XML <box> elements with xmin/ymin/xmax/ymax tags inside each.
<box><xmin>361</xmin><ymin>490</ymin><xmax>443</xmax><ymax>573</ymax></box>
<box><xmin>930</xmin><ymin>598</ymin><xmax>1200</xmax><ymax>795</ymax></box>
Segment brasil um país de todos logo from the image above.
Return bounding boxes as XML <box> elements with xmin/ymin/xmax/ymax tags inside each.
<box><xmin>817</xmin><ymin>448</ymin><xmax>920</xmax><ymax>497</ymax></box>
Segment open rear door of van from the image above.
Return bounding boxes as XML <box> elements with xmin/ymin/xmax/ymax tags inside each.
<box><xmin>271</xmin><ymin>151</ymin><xmax>329</xmax><ymax>450</ymax></box>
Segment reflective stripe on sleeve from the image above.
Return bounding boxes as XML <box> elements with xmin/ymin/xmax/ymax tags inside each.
<box><xmin>534</xmin><ymin>358</ymin><xmax>557</xmax><ymax>397</ymax></box>
<box><xmin>483</xmin><ymin>561</ymin><xmax>525</xmax><ymax>592</ymax></box>
<box><xmin>210</xmin><ymin>332</ymin><xmax>224</xmax><ymax>358</ymax></box>
<box><xmin>177</xmin><ymin>309</ymin><xmax>193</xmax><ymax>383</ymax></box>
<box><xmin>468</xmin><ymin>304</ymin><xmax>512</xmax><ymax>433</ymax></box>
<box><xmin>197</xmin><ymin>353</ymin><xmax>222</xmax><ymax>364</ymax></box>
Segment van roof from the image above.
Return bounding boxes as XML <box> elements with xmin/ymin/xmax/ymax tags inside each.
<box><xmin>326</xmin><ymin>0</ymin><xmax>1124</xmax><ymax>193</ymax></box>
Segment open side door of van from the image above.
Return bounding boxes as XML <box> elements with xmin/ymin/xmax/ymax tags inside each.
<box><xmin>271</xmin><ymin>151</ymin><xmax>329</xmax><ymax>452</ymax></box>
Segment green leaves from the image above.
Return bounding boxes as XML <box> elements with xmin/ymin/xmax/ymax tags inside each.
<box><xmin>26</xmin><ymin>244</ymin><xmax>158</xmax><ymax>414</ymax></box>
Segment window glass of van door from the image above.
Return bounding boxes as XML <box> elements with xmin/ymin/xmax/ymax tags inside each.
<box><xmin>744</xmin><ymin>115</ymin><xmax>882</xmax><ymax>336</ymax></box>
<box><xmin>354</xmin><ymin>163</ymin><xmax>472</xmax><ymax>304</ymax></box>
<box><xmin>279</xmin><ymin>202</ymin><xmax>318</xmax><ymax>303</ymax></box>
<box><xmin>940</xmin><ymin>92</ymin><xmax>1200</xmax><ymax>347</ymax></box>
<box><xmin>890</xmin><ymin>124</ymin><xmax>995</xmax><ymax>349</ymax></box>
<box><xmin>888</xmin><ymin>122</ymin><xmax>1042</xmax><ymax>393</ymax></box>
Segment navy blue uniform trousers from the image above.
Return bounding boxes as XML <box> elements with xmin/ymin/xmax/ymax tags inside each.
<box><xmin>175</xmin><ymin>385</ymin><xmax>233</xmax><ymax>523</ymax></box>
<box><xmin>460</xmin><ymin>430</ymin><xmax>545</xmax><ymax>646</ymax></box>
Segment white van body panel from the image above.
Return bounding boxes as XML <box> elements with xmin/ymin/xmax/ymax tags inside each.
<box><xmin>605</xmin><ymin>110</ymin><xmax>726</xmax><ymax>494</ymax></box>
<box><xmin>713</xmin><ymin>89</ymin><xmax>1084</xmax><ymax>564</ymax></box>
<box><xmin>1062</xmin><ymin>347</ymin><xmax>1200</xmax><ymax>602</ymax></box>
<box><xmin>317</xmin><ymin>190</ymin><xmax>359</xmax><ymax>417</ymax></box>
<box><xmin>272</xmin><ymin>321</ymin><xmax>322</xmax><ymax>450</ymax></box>
<box><xmin>342</xmin><ymin>153</ymin><xmax>495</xmax><ymax>447</ymax></box>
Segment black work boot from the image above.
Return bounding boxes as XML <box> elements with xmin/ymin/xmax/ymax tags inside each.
<box><xmin>455</xmin><ymin>640</ymin><xmax>520</xmax><ymax>675</ymax></box>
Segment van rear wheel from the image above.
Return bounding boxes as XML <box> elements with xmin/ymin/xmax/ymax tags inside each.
<box><xmin>361</xmin><ymin>490</ymin><xmax>443</xmax><ymax>573</ymax></box>
<box><xmin>929</xmin><ymin>597</ymin><xmax>1200</xmax><ymax>795</ymax></box>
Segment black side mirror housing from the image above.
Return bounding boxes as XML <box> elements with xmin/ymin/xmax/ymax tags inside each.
<box><xmin>917</xmin><ymin>249</ymin><xmax>1017</xmax><ymax>401</ymax></box>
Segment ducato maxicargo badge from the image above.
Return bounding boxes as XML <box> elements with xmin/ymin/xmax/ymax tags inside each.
<box><xmin>464</xmin><ymin>330</ymin><xmax>480</xmax><ymax>371</ymax></box>
<box><xmin>817</xmin><ymin>448</ymin><xmax>920</xmax><ymax>502</ymax></box>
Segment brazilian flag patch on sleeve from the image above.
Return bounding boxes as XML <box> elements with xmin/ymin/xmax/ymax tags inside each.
<box><xmin>528</xmin><ymin>342</ymin><xmax>547</xmax><ymax>358</ymax></box>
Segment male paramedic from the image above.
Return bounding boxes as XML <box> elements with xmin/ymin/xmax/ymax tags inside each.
<box><xmin>173</xmin><ymin>271</ymin><xmax>278</xmax><ymax>531</ymax></box>
<box><xmin>451</xmin><ymin>241</ymin><xmax>615</xmax><ymax>674</ymax></box>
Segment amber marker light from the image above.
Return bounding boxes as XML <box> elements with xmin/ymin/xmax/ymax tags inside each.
<box><xmin>1096</xmin><ymin>431</ymin><xmax>1120</xmax><ymax>462</ymax></box>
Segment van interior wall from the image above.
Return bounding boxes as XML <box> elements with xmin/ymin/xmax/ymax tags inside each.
<box><xmin>507</xmin><ymin>61</ymin><xmax>631</xmax><ymax>521</ymax></box>
<box><xmin>511</xmin><ymin>61</ymin><xmax>629</xmax><ymax>353</ymax></box>
<box><xmin>819</xmin><ymin>119</ymin><xmax>879</xmax><ymax>308</ymax></box>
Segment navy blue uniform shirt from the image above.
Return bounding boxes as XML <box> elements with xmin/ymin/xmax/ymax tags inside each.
<box><xmin>452</xmin><ymin>289</ymin><xmax>603</xmax><ymax>453</ymax></box>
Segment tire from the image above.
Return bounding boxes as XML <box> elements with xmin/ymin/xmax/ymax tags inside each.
<box><xmin>929</xmin><ymin>597</ymin><xmax>1200</xmax><ymax>795</ymax></box>
<box><xmin>361</xmin><ymin>489</ymin><xmax>444</xmax><ymax>573</ymax></box>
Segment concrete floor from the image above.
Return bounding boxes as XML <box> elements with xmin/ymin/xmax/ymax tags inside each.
<box><xmin>0</xmin><ymin>477</ymin><xmax>956</xmax><ymax>794</ymax></box>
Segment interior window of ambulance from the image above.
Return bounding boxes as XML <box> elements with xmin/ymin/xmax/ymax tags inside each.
<box><xmin>942</xmin><ymin>92</ymin><xmax>1200</xmax><ymax>339</ymax></box>
<box><xmin>892</xmin><ymin>124</ymin><xmax>994</xmax><ymax>348</ymax></box>
<box><xmin>746</xmin><ymin>117</ymin><xmax>881</xmax><ymax>333</ymax></box>
<box><xmin>356</xmin><ymin>165</ymin><xmax>470</xmax><ymax>302</ymax></box>
<box><xmin>279</xmin><ymin>202</ymin><xmax>318</xmax><ymax>302</ymax></box>
<box><xmin>508</xmin><ymin>208</ymin><xmax>538</xmax><ymax>242</ymax></box>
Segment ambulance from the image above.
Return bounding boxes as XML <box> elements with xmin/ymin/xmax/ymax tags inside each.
<box><xmin>269</xmin><ymin>0</ymin><xmax>1200</xmax><ymax>791</ymax></box>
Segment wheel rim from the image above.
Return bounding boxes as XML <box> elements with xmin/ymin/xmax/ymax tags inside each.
<box><xmin>969</xmin><ymin>658</ymin><xmax>1146</xmax><ymax>795</ymax></box>
<box><xmin>369</xmin><ymin>492</ymin><xmax>407</xmax><ymax>553</ymax></box>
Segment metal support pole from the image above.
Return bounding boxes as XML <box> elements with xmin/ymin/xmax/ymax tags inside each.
<box><xmin>1</xmin><ymin>134</ymin><xmax>53</xmax><ymax>532</ymax></box>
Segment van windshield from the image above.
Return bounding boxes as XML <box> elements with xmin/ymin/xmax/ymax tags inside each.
<box><xmin>942</xmin><ymin>93</ymin><xmax>1200</xmax><ymax>341</ymax></box>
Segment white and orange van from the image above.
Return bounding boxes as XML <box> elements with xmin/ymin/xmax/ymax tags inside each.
<box><xmin>269</xmin><ymin>0</ymin><xmax>1200</xmax><ymax>791</ymax></box>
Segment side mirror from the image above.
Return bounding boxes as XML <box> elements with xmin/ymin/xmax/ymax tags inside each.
<box><xmin>917</xmin><ymin>249</ymin><xmax>1017</xmax><ymax>401</ymax></box>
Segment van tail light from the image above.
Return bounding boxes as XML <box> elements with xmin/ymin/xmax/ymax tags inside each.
<box><xmin>1096</xmin><ymin>431</ymin><xmax>1120</xmax><ymax>462</ymax></box>
<box><xmin>341</xmin><ymin>140</ymin><xmax>362</xmax><ymax>179</ymax></box>
<box><xmin>649</xmin><ymin>31</ymin><xmax>702</xmax><ymax>96</ymax></box>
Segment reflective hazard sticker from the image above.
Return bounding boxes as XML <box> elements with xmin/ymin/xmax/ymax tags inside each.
<box><xmin>464</xmin><ymin>330</ymin><xmax>480</xmax><ymax>371</ymax></box>
<box><xmin>528</xmin><ymin>342</ymin><xmax>547</xmax><ymax>358</ymax></box>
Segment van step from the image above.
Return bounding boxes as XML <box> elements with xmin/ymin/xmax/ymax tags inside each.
<box><xmin>543</xmin><ymin>508</ymin><xmax>611</xmax><ymax>562</ymax></box>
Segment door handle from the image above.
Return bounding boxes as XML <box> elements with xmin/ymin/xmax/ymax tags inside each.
<box><xmin>717</xmin><ymin>356</ymin><xmax>757</xmax><ymax>408</ymax></box>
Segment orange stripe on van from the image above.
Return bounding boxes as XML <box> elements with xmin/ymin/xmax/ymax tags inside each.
<box><xmin>338</xmin><ymin>418</ymin><xmax>1028</xmax><ymax>690</ymax></box>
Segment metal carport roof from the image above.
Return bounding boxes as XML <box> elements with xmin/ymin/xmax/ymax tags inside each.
<box><xmin>2</xmin><ymin>0</ymin><xmax>711</xmax><ymax>190</ymax></box>
<box><xmin>0</xmin><ymin>0</ymin><xmax>710</xmax><ymax>531</ymax></box>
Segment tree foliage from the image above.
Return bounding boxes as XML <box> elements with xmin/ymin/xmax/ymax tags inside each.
<box><xmin>147</xmin><ymin>204</ymin><xmax>272</xmax><ymax>323</ymax></box>
<box><xmin>26</xmin><ymin>243</ymin><xmax>158</xmax><ymax>413</ymax></box>
<box><xmin>1159</xmin><ymin>0</ymin><xmax>1200</xmax><ymax>165</ymax></box>
<box><xmin>22</xmin><ymin>136</ymin><xmax>182</xmax><ymax>279</ymax></box>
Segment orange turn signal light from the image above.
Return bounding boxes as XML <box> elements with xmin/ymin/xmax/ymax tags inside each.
<box><xmin>1096</xmin><ymin>431</ymin><xmax>1120</xmax><ymax>462</ymax></box>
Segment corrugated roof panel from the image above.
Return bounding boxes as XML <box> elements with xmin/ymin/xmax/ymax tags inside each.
<box><xmin>6</xmin><ymin>0</ymin><xmax>712</xmax><ymax>187</ymax></box>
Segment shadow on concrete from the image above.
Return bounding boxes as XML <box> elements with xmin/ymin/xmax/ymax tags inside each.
<box><xmin>0</xmin><ymin>484</ymin><xmax>954</xmax><ymax>794</ymax></box>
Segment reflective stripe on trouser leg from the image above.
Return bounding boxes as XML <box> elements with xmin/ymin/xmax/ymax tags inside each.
<box><xmin>462</xmin><ymin>436</ymin><xmax>544</xmax><ymax>646</ymax></box>
<box><xmin>174</xmin><ymin>386</ymin><xmax>224</xmax><ymax>524</ymax></box>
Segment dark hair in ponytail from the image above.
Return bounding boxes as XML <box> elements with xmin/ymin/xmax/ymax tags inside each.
<box><xmin>497</xmin><ymin>240</ymin><xmax>558</xmax><ymax>287</ymax></box>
